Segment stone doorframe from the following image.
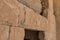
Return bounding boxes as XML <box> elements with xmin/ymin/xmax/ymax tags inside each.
<box><xmin>0</xmin><ymin>0</ymin><xmax>56</xmax><ymax>40</ymax></box>
<box><xmin>21</xmin><ymin>0</ymin><xmax>56</xmax><ymax>40</ymax></box>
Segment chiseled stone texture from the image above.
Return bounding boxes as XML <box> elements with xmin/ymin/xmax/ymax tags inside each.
<box><xmin>0</xmin><ymin>0</ymin><xmax>56</xmax><ymax>40</ymax></box>
<box><xmin>0</xmin><ymin>25</ymin><xmax>9</xmax><ymax>40</ymax></box>
<box><xmin>18</xmin><ymin>0</ymin><xmax>42</xmax><ymax>14</ymax></box>
<box><xmin>0</xmin><ymin>0</ymin><xmax>47</xmax><ymax>30</ymax></box>
<box><xmin>10</xmin><ymin>27</ymin><xmax>25</xmax><ymax>40</ymax></box>
<box><xmin>46</xmin><ymin>0</ymin><xmax>56</xmax><ymax>40</ymax></box>
<box><xmin>0</xmin><ymin>0</ymin><xmax>19</xmax><ymax>26</ymax></box>
<box><xmin>54</xmin><ymin>0</ymin><xmax>60</xmax><ymax>40</ymax></box>
<box><xmin>23</xmin><ymin>7</ymin><xmax>47</xmax><ymax>30</ymax></box>
<box><xmin>46</xmin><ymin>15</ymin><xmax>56</xmax><ymax>40</ymax></box>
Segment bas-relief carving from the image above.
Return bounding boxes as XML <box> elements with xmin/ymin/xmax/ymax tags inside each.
<box><xmin>17</xmin><ymin>0</ymin><xmax>48</xmax><ymax>18</ymax></box>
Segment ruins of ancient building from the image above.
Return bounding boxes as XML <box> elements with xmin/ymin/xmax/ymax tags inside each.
<box><xmin>0</xmin><ymin>0</ymin><xmax>56</xmax><ymax>40</ymax></box>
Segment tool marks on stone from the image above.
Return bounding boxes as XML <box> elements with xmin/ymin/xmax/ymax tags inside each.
<box><xmin>17</xmin><ymin>0</ymin><xmax>42</xmax><ymax>14</ymax></box>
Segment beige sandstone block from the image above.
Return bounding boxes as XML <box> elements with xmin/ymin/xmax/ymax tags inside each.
<box><xmin>45</xmin><ymin>0</ymin><xmax>56</xmax><ymax>40</ymax></box>
<box><xmin>45</xmin><ymin>15</ymin><xmax>56</xmax><ymax>40</ymax></box>
<box><xmin>0</xmin><ymin>25</ymin><xmax>9</xmax><ymax>40</ymax></box>
<box><xmin>0</xmin><ymin>0</ymin><xmax>19</xmax><ymax>26</ymax></box>
<box><xmin>54</xmin><ymin>0</ymin><xmax>60</xmax><ymax>40</ymax></box>
<box><xmin>18</xmin><ymin>0</ymin><xmax>42</xmax><ymax>14</ymax></box>
<box><xmin>10</xmin><ymin>27</ymin><xmax>25</xmax><ymax>40</ymax></box>
<box><xmin>23</xmin><ymin>7</ymin><xmax>47</xmax><ymax>30</ymax></box>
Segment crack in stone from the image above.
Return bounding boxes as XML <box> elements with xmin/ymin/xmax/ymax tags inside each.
<box><xmin>0</xmin><ymin>20</ymin><xmax>12</xmax><ymax>26</ymax></box>
<box><xmin>23</xmin><ymin>7</ymin><xmax>26</xmax><ymax>24</ymax></box>
<box><xmin>17</xmin><ymin>7</ymin><xmax>26</xmax><ymax>26</ymax></box>
<box><xmin>7</xmin><ymin>26</ymin><xmax>11</xmax><ymax>40</ymax></box>
<box><xmin>0</xmin><ymin>20</ymin><xmax>12</xmax><ymax>40</ymax></box>
<box><xmin>0</xmin><ymin>19</ymin><xmax>25</xmax><ymax>27</ymax></box>
<box><xmin>18</xmin><ymin>15</ymin><xmax>20</xmax><ymax>26</ymax></box>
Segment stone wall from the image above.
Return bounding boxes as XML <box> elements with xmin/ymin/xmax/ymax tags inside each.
<box><xmin>53</xmin><ymin>0</ymin><xmax>60</xmax><ymax>40</ymax></box>
<box><xmin>0</xmin><ymin>0</ymin><xmax>56</xmax><ymax>40</ymax></box>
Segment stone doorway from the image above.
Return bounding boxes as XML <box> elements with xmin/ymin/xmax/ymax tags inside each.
<box><xmin>24</xmin><ymin>29</ymin><xmax>45</xmax><ymax>40</ymax></box>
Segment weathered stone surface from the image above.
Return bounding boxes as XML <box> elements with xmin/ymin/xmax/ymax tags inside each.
<box><xmin>45</xmin><ymin>0</ymin><xmax>56</xmax><ymax>40</ymax></box>
<box><xmin>18</xmin><ymin>0</ymin><xmax>42</xmax><ymax>14</ymax></box>
<box><xmin>0</xmin><ymin>0</ymin><xmax>47</xmax><ymax>30</ymax></box>
<box><xmin>10</xmin><ymin>27</ymin><xmax>25</xmax><ymax>40</ymax></box>
<box><xmin>0</xmin><ymin>25</ymin><xmax>9</xmax><ymax>40</ymax></box>
<box><xmin>45</xmin><ymin>15</ymin><xmax>56</xmax><ymax>40</ymax></box>
<box><xmin>54</xmin><ymin>0</ymin><xmax>60</xmax><ymax>40</ymax></box>
<box><xmin>0</xmin><ymin>0</ymin><xmax>18</xmax><ymax>26</ymax></box>
<box><xmin>23</xmin><ymin>7</ymin><xmax>47</xmax><ymax>30</ymax></box>
<box><xmin>0</xmin><ymin>0</ymin><xmax>56</xmax><ymax>40</ymax></box>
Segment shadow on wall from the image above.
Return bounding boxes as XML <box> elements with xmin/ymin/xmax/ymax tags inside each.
<box><xmin>24</xmin><ymin>29</ymin><xmax>45</xmax><ymax>40</ymax></box>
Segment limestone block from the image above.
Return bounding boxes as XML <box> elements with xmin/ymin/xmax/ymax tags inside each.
<box><xmin>0</xmin><ymin>25</ymin><xmax>9</xmax><ymax>40</ymax></box>
<box><xmin>0</xmin><ymin>0</ymin><xmax>19</xmax><ymax>26</ymax></box>
<box><xmin>54</xmin><ymin>0</ymin><xmax>60</xmax><ymax>40</ymax></box>
<box><xmin>24</xmin><ymin>7</ymin><xmax>47</xmax><ymax>30</ymax></box>
<box><xmin>0</xmin><ymin>0</ymin><xmax>47</xmax><ymax>30</ymax></box>
<box><xmin>47</xmin><ymin>15</ymin><xmax>56</xmax><ymax>40</ymax></box>
<box><xmin>10</xmin><ymin>27</ymin><xmax>25</xmax><ymax>40</ymax></box>
<box><xmin>18</xmin><ymin>0</ymin><xmax>42</xmax><ymax>14</ymax></box>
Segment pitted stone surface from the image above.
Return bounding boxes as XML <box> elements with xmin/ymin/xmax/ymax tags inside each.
<box><xmin>17</xmin><ymin>0</ymin><xmax>42</xmax><ymax>14</ymax></box>
<box><xmin>0</xmin><ymin>0</ymin><xmax>47</xmax><ymax>30</ymax></box>
<box><xmin>0</xmin><ymin>0</ymin><xmax>56</xmax><ymax>40</ymax></box>
<box><xmin>0</xmin><ymin>25</ymin><xmax>9</xmax><ymax>40</ymax></box>
<box><xmin>10</xmin><ymin>27</ymin><xmax>24</xmax><ymax>40</ymax></box>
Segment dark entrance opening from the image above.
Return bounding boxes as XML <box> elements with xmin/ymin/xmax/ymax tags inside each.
<box><xmin>24</xmin><ymin>29</ymin><xmax>45</xmax><ymax>40</ymax></box>
<box><xmin>24</xmin><ymin>38</ymin><xmax>30</xmax><ymax>40</ymax></box>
